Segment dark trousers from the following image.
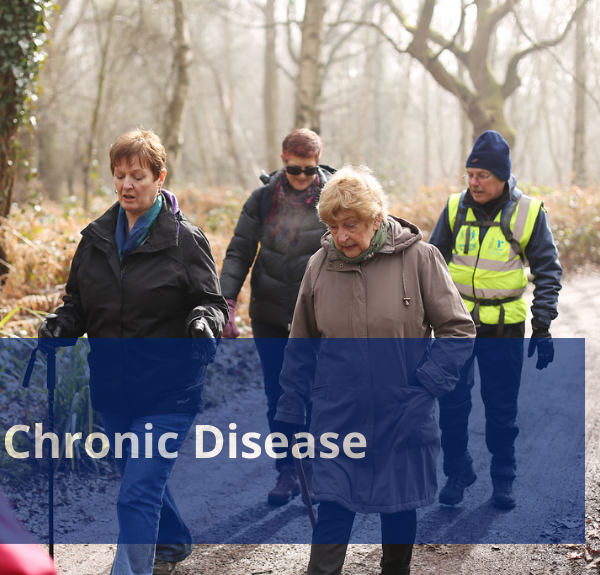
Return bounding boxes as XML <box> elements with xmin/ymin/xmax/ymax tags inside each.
<box><xmin>307</xmin><ymin>502</ymin><xmax>415</xmax><ymax>575</ymax></box>
<box><xmin>439</xmin><ymin>323</ymin><xmax>525</xmax><ymax>478</ymax></box>
<box><xmin>252</xmin><ymin>321</ymin><xmax>312</xmax><ymax>469</ymax></box>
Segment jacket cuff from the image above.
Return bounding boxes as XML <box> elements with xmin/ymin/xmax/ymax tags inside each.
<box><xmin>531</xmin><ymin>317</ymin><xmax>551</xmax><ymax>330</ymax></box>
<box><xmin>416</xmin><ymin>364</ymin><xmax>450</xmax><ymax>398</ymax></box>
<box><xmin>274</xmin><ymin>396</ymin><xmax>306</xmax><ymax>426</ymax></box>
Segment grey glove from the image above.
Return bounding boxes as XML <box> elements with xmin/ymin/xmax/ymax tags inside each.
<box><xmin>527</xmin><ymin>327</ymin><xmax>554</xmax><ymax>370</ymax></box>
<box><xmin>191</xmin><ymin>317</ymin><xmax>218</xmax><ymax>365</ymax></box>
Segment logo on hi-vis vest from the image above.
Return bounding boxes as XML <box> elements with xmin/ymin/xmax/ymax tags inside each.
<box><xmin>489</xmin><ymin>237</ymin><xmax>506</xmax><ymax>254</ymax></box>
<box><xmin>457</xmin><ymin>229</ymin><xmax>477</xmax><ymax>252</ymax></box>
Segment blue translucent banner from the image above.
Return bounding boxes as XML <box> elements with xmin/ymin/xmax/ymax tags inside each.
<box><xmin>0</xmin><ymin>338</ymin><xmax>584</xmax><ymax>544</ymax></box>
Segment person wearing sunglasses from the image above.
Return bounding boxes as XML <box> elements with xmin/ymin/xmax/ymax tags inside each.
<box><xmin>219</xmin><ymin>128</ymin><xmax>336</xmax><ymax>506</ymax></box>
<box><xmin>429</xmin><ymin>130</ymin><xmax>562</xmax><ymax>510</ymax></box>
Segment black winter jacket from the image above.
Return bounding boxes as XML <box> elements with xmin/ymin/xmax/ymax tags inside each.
<box><xmin>220</xmin><ymin>166</ymin><xmax>335</xmax><ymax>330</ymax></box>
<box><xmin>53</xmin><ymin>191</ymin><xmax>228</xmax><ymax>416</ymax></box>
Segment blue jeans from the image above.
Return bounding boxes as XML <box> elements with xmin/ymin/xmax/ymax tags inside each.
<box><xmin>251</xmin><ymin>322</ymin><xmax>313</xmax><ymax>469</ymax></box>
<box><xmin>102</xmin><ymin>412</ymin><xmax>196</xmax><ymax>575</ymax></box>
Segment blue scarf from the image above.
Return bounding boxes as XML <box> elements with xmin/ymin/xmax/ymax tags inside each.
<box><xmin>115</xmin><ymin>194</ymin><xmax>163</xmax><ymax>262</ymax></box>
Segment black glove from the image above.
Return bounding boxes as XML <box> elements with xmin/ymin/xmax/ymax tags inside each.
<box><xmin>38</xmin><ymin>314</ymin><xmax>67</xmax><ymax>354</ymax></box>
<box><xmin>527</xmin><ymin>327</ymin><xmax>554</xmax><ymax>370</ymax></box>
<box><xmin>273</xmin><ymin>420</ymin><xmax>299</xmax><ymax>440</ymax></box>
<box><xmin>191</xmin><ymin>317</ymin><xmax>218</xmax><ymax>365</ymax></box>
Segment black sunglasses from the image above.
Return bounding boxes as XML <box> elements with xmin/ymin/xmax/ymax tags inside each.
<box><xmin>286</xmin><ymin>165</ymin><xmax>319</xmax><ymax>176</ymax></box>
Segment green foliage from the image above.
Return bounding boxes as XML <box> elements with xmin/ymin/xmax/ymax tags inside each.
<box><xmin>0</xmin><ymin>0</ymin><xmax>55</xmax><ymax>130</ymax></box>
<box><xmin>0</xmin><ymin>338</ymin><xmax>110</xmax><ymax>476</ymax></box>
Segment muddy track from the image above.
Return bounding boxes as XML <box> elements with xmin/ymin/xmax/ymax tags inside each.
<box><xmin>50</xmin><ymin>273</ymin><xmax>599</xmax><ymax>574</ymax></box>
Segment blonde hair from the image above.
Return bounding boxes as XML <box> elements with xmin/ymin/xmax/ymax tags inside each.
<box><xmin>317</xmin><ymin>164</ymin><xmax>388</xmax><ymax>225</ymax></box>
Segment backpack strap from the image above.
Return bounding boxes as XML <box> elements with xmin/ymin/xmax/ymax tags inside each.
<box><xmin>499</xmin><ymin>193</ymin><xmax>524</xmax><ymax>261</ymax></box>
<box><xmin>309</xmin><ymin>249</ymin><xmax>328</xmax><ymax>302</ymax></box>
<box><xmin>450</xmin><ymin>191</ymin><xmax>469</xmax><ymax>256</ymax></box>
<box><xmin>451</xmin><ymin>190</ymin><xmax>525</xmax><ymax>260</ymax></box>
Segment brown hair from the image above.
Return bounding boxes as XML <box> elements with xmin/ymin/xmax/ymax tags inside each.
<box><xmin>281</xmin><ymin>128</ymin><xmax>322</xmax><ymax>160</ymax></box>
<box><xmin>318</xmin><ymin>164</ymin><xmax>389</xmax><ymax>225</ymax></box>
<box><xmin>109</xmin><ymin>129</ymin><xmax>166</xmax><ymax>180</ymax></box>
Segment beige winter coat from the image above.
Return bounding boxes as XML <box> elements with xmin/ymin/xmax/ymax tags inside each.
<box><xmin>275</xmin><ymin>215</ymin><xmax>475</xmax><ymax>513</ymax></box>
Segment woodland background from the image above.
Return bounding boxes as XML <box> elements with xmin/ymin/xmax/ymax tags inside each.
<box><xmin>0</xmin><ymin>0</ymin><xmax>599</xmax><ymax>334</ymax></box>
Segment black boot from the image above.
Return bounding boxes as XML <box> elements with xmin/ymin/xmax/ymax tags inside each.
<box><xmin>307</xmin><ymin>544</ymin><xmax>348</xmax><ymax>575</ymax></box>
<box><xmin>268</xmin><ymin>466</ymin><xmax>300</xmax><ymax>505</ymax></box>
<box><xmin>438</xmin><ymin>465</ymin><xmax>477</xmax><ymax>505</ymax></box>
<box><xmin>380</xmin><ymin>544</ymin><xmax>413</xmax><ymax>575</ymax></box>
<box><xmin>492</xmin><ymin>476</ymin><xmax>516</xmax><ymax>509</ymax></box>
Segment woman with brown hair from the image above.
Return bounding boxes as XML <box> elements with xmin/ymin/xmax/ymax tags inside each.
<box><xmin>38</xmin><ymin>129</ymin><xmax>227</xmax><ymax>575</ymax></box>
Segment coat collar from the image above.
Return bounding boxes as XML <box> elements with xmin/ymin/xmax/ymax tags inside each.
<box><xmin>321</xmin><ymin>214</ymin><xmax>422</xmax><ymax>261</ymax></box>
<box><xmin>81</xmin><ymin>197</ymin><xmax>180</xmax><ymax>254</ymax></box>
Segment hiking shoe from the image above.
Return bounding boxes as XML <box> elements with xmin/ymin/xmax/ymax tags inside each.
<box><xmin>153</xmin><ymin>560</ymin><xmax>178</xmax><ymax>575</ymax></box>
<box><xmin>268</xmin><ymin>466</ymin><xmax>300</xmax><ymax>505</ymax></box>
<box><xmin>302</xmin><ymin>463</ymin><xmax>316</xmax><ymax>505</ymax></box>
<box><xmin>492</xmin><ymin>476</ymin><xmax>516</xmax><ymax>509</ymax></box>
<box><xmin>439</xmin><ymin>466</ymin><xmax>477</xmax><ymax>505</ymax></box>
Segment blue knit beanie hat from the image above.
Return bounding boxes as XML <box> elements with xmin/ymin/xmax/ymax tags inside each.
<box><xmin>466</xmin><ymin>130</ymin><xmax>511</xmax><ymax>182</ymax></box>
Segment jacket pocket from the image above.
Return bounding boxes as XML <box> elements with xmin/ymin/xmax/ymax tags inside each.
<box><xmin>404</xmin><ymin>387</ymin><xmax>439</xmax><ymax>447</ymax></box>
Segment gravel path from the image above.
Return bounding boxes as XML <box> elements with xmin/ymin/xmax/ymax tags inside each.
<box><xmin>46</xmin><ymin>273</ymin><xmax>599</xmax><ymax>574</ymax></box>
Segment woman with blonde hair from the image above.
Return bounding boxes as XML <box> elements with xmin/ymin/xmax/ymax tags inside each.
<box><xmin>275</xmin><ymin>165</ymin><xmax>475</xmax><ymax>574</ymax></box>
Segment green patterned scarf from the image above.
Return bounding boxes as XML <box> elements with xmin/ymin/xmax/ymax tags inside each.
<box><xmin>332</xmin><ymin>220</ymin><xmax>389</xmax><ymax>263</ymax></box>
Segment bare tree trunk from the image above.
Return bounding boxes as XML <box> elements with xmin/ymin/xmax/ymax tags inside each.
<box><xmin>541</xmin><ymin>80</ymin><xmax>563</xmax><ymax>184</ymax></box>
<box><xmin>191</xmin><ymin>106</ymin><xmax>213</xmax><ymax>187</ymax></box>
<box><xmin>162</xmin><ymin>0</ymin><xmax>192</xmax><ymax>187</ymax></box>
<box><xmin>458</xmin><ymin>1</ymin><xmax>470</xmax><ymax>175</ymax></box>
<box><xmin>422</xmin><ymin>72</ymin><xmax>430</xmax><ymax>186</ymax></box>
<box><xmin>210</xmin><ymin>64</ymin><xmax>246</xmax><ymax>187</ymax></box>
<box><xmin>0</xmin><ymin>72</ymin><xmax>18</xmax><ymax>219</ymax></box>
<box><xmin>82</xmin><ymin>0</ymin><xmax>119</xmax><ymax>211</ymax></box>
<box><xmin>572</xmin><ymin>2</ymin><xmax>587</xmax><ymax>186</ymax></box>
<box><xmin>263</xmin><ymin>0</ymin><xmax>279</xmax><ymax>172</ymax></box>
<box><xmin>295</xmin><ymin>0</ymin><xmax>326</xmax><ymax>132</ymax></box>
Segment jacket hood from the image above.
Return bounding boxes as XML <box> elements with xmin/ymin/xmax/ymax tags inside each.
<box><xmin>321</xmin><ymin>214</ymin><xmax>422</xmax><ymax>257</ymax></box>
<box><xmin>161</xmin><ymin>189</ymin><xmax>180</xmax><ymax>217</ymax></box>
<box><xmin>507</xmin><ymin>174</ymin><xmax>520</xmax><ymax>200</ymax></box>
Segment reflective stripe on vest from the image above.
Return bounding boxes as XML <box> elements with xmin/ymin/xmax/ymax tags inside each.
<box><xmin>447</xmin><ymin>191</ymin><xmax>542</xmax><ymax>325</ymax></box>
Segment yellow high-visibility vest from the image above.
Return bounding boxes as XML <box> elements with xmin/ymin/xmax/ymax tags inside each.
<box><xmin>447</xmin><ymin>190</ymin><xmax>542</xmax><ymax>326</ymax></box>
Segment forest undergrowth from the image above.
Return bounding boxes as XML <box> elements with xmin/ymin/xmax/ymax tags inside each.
<box><xmin>0</xmin><ymin>181</ymin><xmax>598</xmax><ymax>338</ymax></box>
<box><xmin>0</xmin><ymin>182</ymin><xmax>597</xmax><ymax>477</ymax></box>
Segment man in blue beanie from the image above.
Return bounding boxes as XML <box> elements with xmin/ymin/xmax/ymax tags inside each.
<box><xmin>429</xmin><ymin>130</ymin><xmax>562</xmax><ymax>509</ymax></box>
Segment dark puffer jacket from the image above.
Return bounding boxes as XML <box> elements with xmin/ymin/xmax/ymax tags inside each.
<box><xmin>220</xmin><ymin>166</ymin><xmax>335</xmax><ymax>330</ymax></box>
<box><xmin>53</xmin><ymin>191</ymin><xmax>228</xmax><ymax>416</ymax></box>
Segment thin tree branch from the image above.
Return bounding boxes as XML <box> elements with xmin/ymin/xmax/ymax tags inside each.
<box><xmin>386</xmin><ymin>0</ymin><xmax>468</xmax><ymax>63</ymax></box>
<box><xmin>327</xmin><ymin>19</ymin><xmax>408</xmax><ymax>57</ymax></box>
<box><xmin>323</xmin><ymin>1</ymin><xmax>380</xmax><ymax>72</ymax></box>
<box><xmin>488</xmin><ymin>0</ymin><xmax>520</xmax><ymax>30</ymax></box>
<box><xmin>430</xmin><ymin>1</ymin><xmax>472</xmax><ymax>63</ymax></box>
<box><xmin>412</xmin><ymin>0</ymin><xmax>436</xmax><ymax>51</ymax></box>
<box><xmin>503</xmin><ymin>0</ymin><xmax>592</xmax><ymax>98</ymax></box>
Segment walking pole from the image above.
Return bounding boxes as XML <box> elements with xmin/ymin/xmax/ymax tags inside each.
<box><xmin>22</xmin><ymin>334</ymin><xmax>57</xmax><ymax>559</ymax></box>
<box><xmin>291</xmin><ymin>434</ymin><xmax>317</xmax><ymax>529</ymax></box>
